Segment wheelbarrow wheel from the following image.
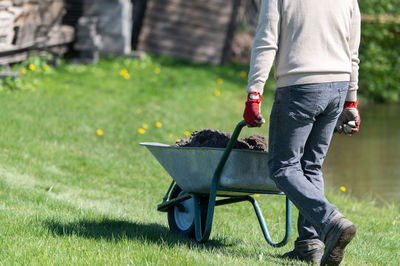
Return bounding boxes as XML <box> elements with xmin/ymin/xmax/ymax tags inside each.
<box><xmin>167</xmin><ymin>185</ymin><xmax>208</xmax><ymax>238</ymax></box>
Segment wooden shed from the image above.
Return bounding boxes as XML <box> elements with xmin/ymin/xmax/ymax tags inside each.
<box><xmin>137</xmin><ymin>0</ymin><xmax>240</xmax><ymax>64</ymax></box>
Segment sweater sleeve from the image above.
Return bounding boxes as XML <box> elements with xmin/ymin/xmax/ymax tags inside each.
<box><xmin>246</xmin><ymin>0</ymin><xmax>281</xmax><ymax>94</ymax></box>
<box><xmin>346</xmin><ymin>0</ymin><xmax>361</xmax><ymax>102</ymax></box>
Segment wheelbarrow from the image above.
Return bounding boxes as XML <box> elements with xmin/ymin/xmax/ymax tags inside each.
<box><xmin>140</xmin><ymin>120</ymin><xmax>292</xmax><ymax>246</ymax></box>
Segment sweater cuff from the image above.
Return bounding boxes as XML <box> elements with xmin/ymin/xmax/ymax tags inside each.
<box><xmin>246</xmin><ymin>82</ymin><xmax>265</xmax><ymax>95</ymax></box>
<box><xmin>345</xmin><ymin>89</ymin><xmax>357</xmax><ymax>102</ymax></box>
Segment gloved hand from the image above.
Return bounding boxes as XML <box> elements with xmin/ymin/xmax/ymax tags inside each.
<box><xmin>243</xmin><ymin>92</ymin><xmax>265</xmax><ymax>127</ymax></box>
<box><xmin>336</xmin><ymin>101</ymin><xmax>361</xmax><ymax>135</ymax></box>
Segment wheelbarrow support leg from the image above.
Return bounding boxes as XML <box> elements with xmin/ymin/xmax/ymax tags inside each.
<box><xmin>191</xmin><ymin>190</ymin><xmax>217</xmax><ymax>243</ymax></box>
<box><xmin>248</xmin><ymin>196</ymin><xmax>292</xmax><ymax>247</ymax></box>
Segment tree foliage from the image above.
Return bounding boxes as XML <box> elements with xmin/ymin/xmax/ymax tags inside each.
<box><xmin>359</xmin><ymin>20</ymin><xmax>400</xmax><ymax>102</ymax></box>
<box><xmin>359</xmin><ymin>0</ymin><xmax>400</xmax><ymax>15</ymax></box>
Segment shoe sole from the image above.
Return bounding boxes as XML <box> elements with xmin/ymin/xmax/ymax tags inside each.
<box><xmin>282</xmin><ymin>251</ymin><xmax>322</xmax><ymax>264</ymax></box>
<box><xmin>320</xmin><ymin>224</ymin><xmax>356</xmax><ymax>266</ymax></box>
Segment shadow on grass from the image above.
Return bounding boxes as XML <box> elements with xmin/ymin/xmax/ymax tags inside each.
<box><xmin>43</xmin><ymin>217</ymin><xmax>227</xmax><ymax>249</ymax></box>
<box><xmin>43</xmin><ymin>217</ymin><xmax>289</xmax><ymax>262</ymax></box>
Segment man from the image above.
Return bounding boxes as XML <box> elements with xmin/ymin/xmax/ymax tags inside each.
<box><xmin>243</xmin><ymin>0</ymin><xmax>361</xmax><ymax>265</ymax></box>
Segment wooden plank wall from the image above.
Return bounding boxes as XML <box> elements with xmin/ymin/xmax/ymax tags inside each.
<box><xmin>137</xmin><ymin>0</ymin><xmax>235</xmax><ymax>64</ymax></box>
<box><xmin>0</xmin><ymin>0</ymin><xmax>74</xmax><ymax>65</ymax></box>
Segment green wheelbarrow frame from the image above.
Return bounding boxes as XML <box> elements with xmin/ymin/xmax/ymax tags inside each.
<box><xmin>155</xmin><ymin>120</ymin><xmax>292</xmax><ymax>247</ymax></box>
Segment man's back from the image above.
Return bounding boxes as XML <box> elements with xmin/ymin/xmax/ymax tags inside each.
<box><xmin>247</xmin><ymin>0</ymin><xmax>360</xmax><ymax>101</ymax></box>
<box><xmin>276</xmin><ymin>0</ymin><xmax>359</xmax><ymax>88</ymax></box>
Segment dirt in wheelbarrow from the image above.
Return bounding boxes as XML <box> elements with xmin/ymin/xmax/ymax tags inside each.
<box><xmin>175</xmin><ymin>129</ymin><xmax>267</xmax><ymax>152</ymax></box>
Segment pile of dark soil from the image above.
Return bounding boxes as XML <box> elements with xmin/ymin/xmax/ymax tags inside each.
<box><xmin>175</xmin><ymin>129</ymin><xmax>267</xmax><ymax>152</ymax></box>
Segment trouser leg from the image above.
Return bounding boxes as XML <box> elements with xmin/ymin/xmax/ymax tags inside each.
<box><xmin>268</xmin><ymin>82</ymin><xmax>347</xmax><ymax>237</ymax></box>
<box><xmin>297</xmin><ymin>105</ymin><xmax>342</xmax><ymax>241</ymax></box>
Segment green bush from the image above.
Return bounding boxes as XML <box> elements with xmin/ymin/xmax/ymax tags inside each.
<box><xmin>359</xmin><ymin>21</ymin><xmax>400</xmax><ymax>102</ymax></box>
<box><xmin>359</xmin><ymin>0</ymin><xmax>400</xmax><ymax>15</ymax></box>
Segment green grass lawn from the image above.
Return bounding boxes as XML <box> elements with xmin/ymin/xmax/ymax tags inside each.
<box><xmin>0</xmin><ymin>56</ymin><xmax>399</xmax><ymax>265</ymax></box>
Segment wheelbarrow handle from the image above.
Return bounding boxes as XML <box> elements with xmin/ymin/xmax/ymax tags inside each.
<box><xmin>194</xmin><ymin>120</ymin><xmax>247</xmax><ymax>242</ymax></box>
<box><xmin>229</xmin><ymin>120</ymin><xmax>247</xmax><ymax>147</ymax></box>
<box><xmin>214</xmin><ymin>120</ymin><xmax>247</xmax><ymax>179</ymax></box>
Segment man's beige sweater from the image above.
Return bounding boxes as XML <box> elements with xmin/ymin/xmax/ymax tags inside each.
<box><xmin>247</xmin><ymin>0</ymin><xmax>361</xmax><ymax>101</ymax></box>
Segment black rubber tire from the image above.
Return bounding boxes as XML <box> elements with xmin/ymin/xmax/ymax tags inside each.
<box><xmin>167</xmin><ymin>185</ymin><xmax>208</xmax><ymax>238</ymax></box>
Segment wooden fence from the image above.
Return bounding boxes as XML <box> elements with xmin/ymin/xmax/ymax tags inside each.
<box><xmin>361</xmin><ymin>14</ymin><xmax>400</xmax><ymax>24</ymax></box>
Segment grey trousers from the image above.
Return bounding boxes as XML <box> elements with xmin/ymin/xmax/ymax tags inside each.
<box><xmin>268</xmin><ymin>81</ymin><xmax>348</xmax><ymax>241</ymax></box>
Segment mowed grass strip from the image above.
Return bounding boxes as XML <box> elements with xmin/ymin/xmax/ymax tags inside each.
<box><xmin>0</xmin><ymin>56</ymin><xmax>399</xmax><ymax>265</ymax></box>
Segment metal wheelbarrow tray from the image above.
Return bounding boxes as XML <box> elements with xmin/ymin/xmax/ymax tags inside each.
<box><xmin>141</xmin><ymin>120</ymin><xmax>292</xmax><ymax>246</ymax></box>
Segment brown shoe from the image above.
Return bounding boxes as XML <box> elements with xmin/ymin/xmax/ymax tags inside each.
<box><xmin>282</xmin><ymin>239</ymin><xmax>323</xmax><ymax>264</ymax></box>
<box><xmin>320</xmin><ymin>217</ymin><xmax>356</xmax><ymax>266</ymax></box>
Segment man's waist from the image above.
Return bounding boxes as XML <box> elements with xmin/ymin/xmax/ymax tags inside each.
<box><xmin>276</xmin><ymin>73</ymin><xmax>350</xmax><ymax>88</ymax></box>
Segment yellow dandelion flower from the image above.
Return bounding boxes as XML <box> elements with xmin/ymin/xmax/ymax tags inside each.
<box><xmin>154</xmin><ymin>67</ymin><xmax>161</xmax><ymax>74</ymax></box>
<box><xmin>217</xmin><ymin>78</ymin><xmax>223</xmax><ymax>84</ymax></box>
<box><xmin>214</xmin><ymin>89</ymin><xmax>221</xmax><ymax>97</ymax></box>
<box><xmin>155</xmin><ymin>122</ymin><xmax>163</xmax><ymax>128</ymax></box>
<box><xmin>29</xmin><ymin>64</ymin><xmax>36</xmax><ymax>71</ymax></box>
<box><xmin>340</xmin><ymin>186</ymin><xmax>346</xmax><ymax>192</ymax></box>
<box><xmin>21</xmin><ymin>68</ymin><xmax>27</xmax><ymax>74</ymax></box>
<box><xmin>169</xmin><ymin>133</ymin><xmax>174</xmax><ymax>138</ymax></box>
<box><xmin>120</xmin><ymin>69</ymin><xmax>128</xmax><ymax>75</ymax></box>
<box><xmin>138</xmin><ymin>128</ymin><xmax>146</xmax><ymax>134</ymax></box>
<box><xmin>184</xmin><ymin>131</ymin><xmax>191</xmax><ymax>137</ymax></box>
<box><xmin>97</xmin><ymin>129</ymin><xmax>103</xmax><ymax>136</ymax></box>
<box><xmin>136</xmin><ymin>108</ymin><xmax>142</xmax><ymax>114</ymax></box>
<box><xmin>176</xmin><ymin>138</ymin><xmax>181</xmax><ymax>142</ymax></box>
<box><xmin>240</xmin><ymin>71</ymin><xmax>247</xmax><ymax>78</ymax></box>
<box><xmin>123</xmin><ymin>73</ymin><xmax>130</xmax><ymax>80</ymax></box>
<box><xmin>254</xmin><ymin>194</ymin><xmax>260</xmax><ymax>198</ymax></box>
<box><xmin>44</xmin><ymin>64</ymin><xmax>50</xmax><ymax>71</ymax></box>
<box><xmin>142</xmin><ymin>124</ymin><xmax>148</xmax><ymax>129</ymax></box>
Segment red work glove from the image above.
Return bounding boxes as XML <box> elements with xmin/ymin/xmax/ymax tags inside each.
<box><xmin>243</xmin><ymin>92</ymin><xmax>265</xmax><ymax>127</ymax></box>
<box><xmin>336</xmin><ymin>101</ymin><xmax>361</xmax><ymax>135</ymax></box>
